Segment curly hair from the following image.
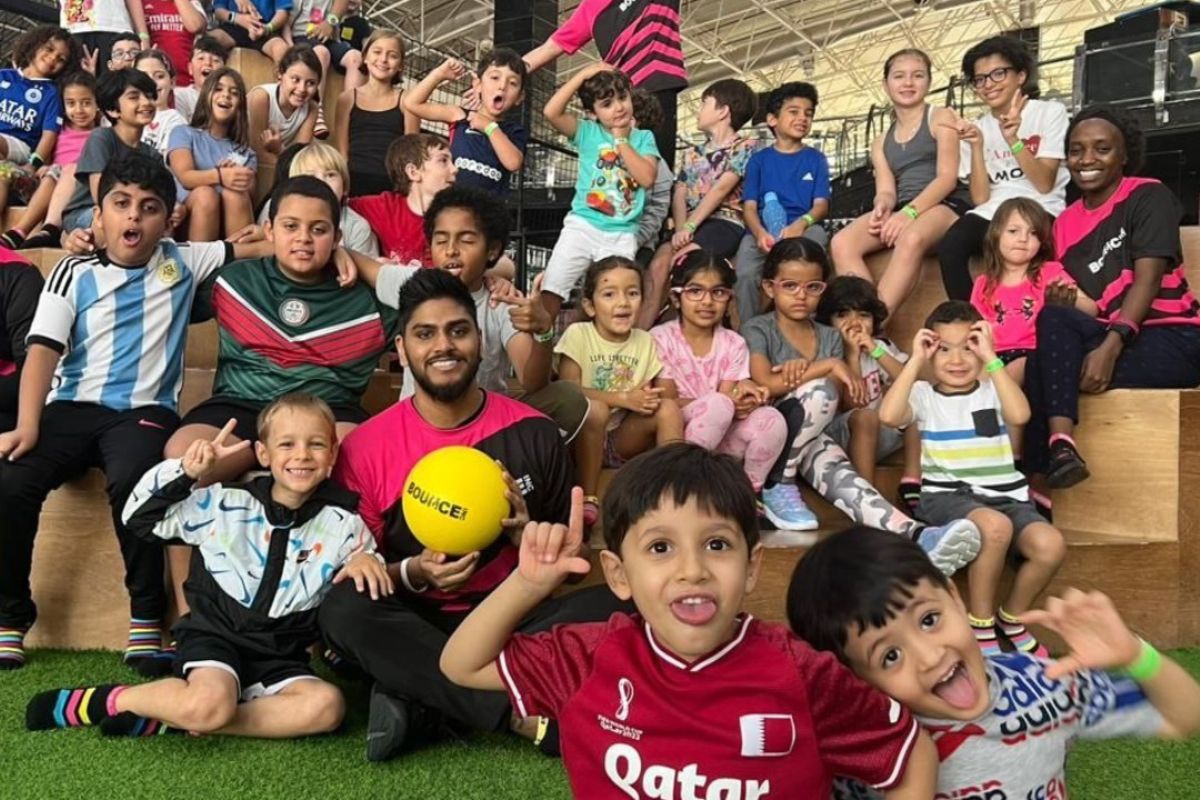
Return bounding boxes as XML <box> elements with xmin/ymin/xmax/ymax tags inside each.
<box><xmin>1066</xmin><ymin>104</ymin><xmax>1145</xmax><ymax>176</ymax></box>
<box><xmin>11</xmin><ymin>25</ymin><xmax>80</xmax><ymax>80</ymax></box>
<box><xmin>816</xmin><ymin>275</ymin><xmax>888</xmax><ymax>331</ymax></box>
<box><xmin>579</xmin><ymin>69</ymin><xmax>633</xmax><ymax>112</ymax></box>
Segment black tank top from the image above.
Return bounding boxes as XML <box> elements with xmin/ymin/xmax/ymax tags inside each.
<box><xmin>348</xmin><ymin>89</ymin><xmax>405</xmax><ymax>196</ymax></box>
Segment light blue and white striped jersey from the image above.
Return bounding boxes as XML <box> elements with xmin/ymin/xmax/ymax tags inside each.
<box><xmin>27</xmin><ymin>240</ymin><xmax>229</xmax><ymax>412</ymax></box>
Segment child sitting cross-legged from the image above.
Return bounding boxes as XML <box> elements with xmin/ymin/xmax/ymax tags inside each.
<box><xmin>441</xmin><ymin>444</ymin><xmax>939</xmax><ymax>798</ymax></box>
<box><xmin>789</xmin><ymin>527</ymin><xmax>1200</xmax><ymax>799</ymax></box>
<box><xmin>878</xmin><ymin>301</ymin><xmax>1066</xmax><ymax>656</ymax></box>
<box><xmin>26</xmin><ymin>393</ymin><xmax>390</xmax><ymax>740</ymax></box>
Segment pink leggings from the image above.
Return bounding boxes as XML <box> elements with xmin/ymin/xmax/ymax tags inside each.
<box><xmin>682</xmin><ymin>392</ymin><xmax>787</xmax><ymax>491</ymax></box>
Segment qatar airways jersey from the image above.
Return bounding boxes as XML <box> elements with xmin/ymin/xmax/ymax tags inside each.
<box><xmin>500</xmin><ymin>614</ymin><xmax>920</xmax><ymax>799</ymax></box>
<box><xmin>333</xmin><ymin>392</ymin><xmax>572</xmax><ymax>612</ymax></box>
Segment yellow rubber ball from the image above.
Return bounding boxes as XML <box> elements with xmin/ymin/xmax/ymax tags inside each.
<box><xmin>402</xmin><ymin>446</ymin><xmax>510</xmax><ymax>555</ymax></box>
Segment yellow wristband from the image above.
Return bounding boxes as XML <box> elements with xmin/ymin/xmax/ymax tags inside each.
<box><xmin>484</xmin><ymin>122</ymin><xmax>499</xmax><ymax>137</ymax></box>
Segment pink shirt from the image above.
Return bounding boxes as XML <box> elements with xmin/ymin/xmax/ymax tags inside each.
<box><xmin>52</xmin><ymin>126</ymin><xmax>91</xmax><ymax>166</ymax></box>
<box><xmin>650</xmin><ymin>322</ymin><xmax>749</xmax><ymax>399</ymax></box>
<box><xmin>970</xmin><ymin>261</ymin><xmax>1071</xmax><ymax>352</ymax></box>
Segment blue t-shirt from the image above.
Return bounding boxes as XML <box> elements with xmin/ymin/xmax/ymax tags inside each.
<box><xmin>742</xmin><ymin>144</ymin><xmax>831</xmax><ymax>224</ymax></box>
<box><xmin>166</xmin><ymin>126</ymin><xmax>257</xmax><ymax>201</ymax></box>
<box><xmin>570</xmin><ymin>119</ymin><xmax>660</xmax><ymax>234</ymax></box>
<box><xmin>0</xmin><ymin>69</ymin><xmax>61</xmax><ymax>151</ymax></box>
<box><xmin>449</xmin><ymin>118</ymin><xmax>528</xmax><ymax>196</ymax></box>
<box><xmin>215</xmin><ymin>0</ymin><xmax>291</xmax><ymax>20</ymax></box>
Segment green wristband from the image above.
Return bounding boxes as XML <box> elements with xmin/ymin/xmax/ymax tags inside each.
<box><xmin>901</xmin><ymin>205</ymin><xmax>919</xmax><ymax>220</ymax></box>
<box><xmin>984</xmin><ymin>358</ymin><xmax>1004</xmax><ymax>373</ymax></box>
<box><xmin>484</xmin><ymin>122</ymin><xmax>499</xmax><ymax>137</ymax></box>
<box><xmin>613</xmin><ymin>136</ymin><xmax>629</xmax><ymax>146</ymax></box>
<box><xmin>684</xmin><ymin>220</ymin><xmax>697</xmax><ymax>232</ymax></box>
<box><xmin>870</xmin><ymin>343</ymin><xmax>887</xmax><ymax>360</ymax></box>
<box><xmin>1119</xmin><ymin>638</ymin><xmax>1163</xmax><ymax>683</ymax></box>
<box><xmin>1010</xmin><ymin>140</ymin><xmax>1025</xmax><ymax>155</ymax></box>
<box><xmin>801</xmin><ymin>213</ymin><xmax>816</xmax><ymax>226</ymax></box>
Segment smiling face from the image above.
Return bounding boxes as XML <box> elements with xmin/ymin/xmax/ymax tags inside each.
<box><xmin>601</xmin><ymin>496</ymin><xmax>763</xmax><ymax>663</ymax></box>
<box><xmin>1067</xmin><ymin>117</ymin><xmax>1126</xmax><ymax>202</ymax></box>
<box><xmin>970</xmin><ymin>54</ymin><xmax>1025</xmax><ymax>112</ymax></box>
<box><xmin>190</xmin><ymin>49</ymin><xmax>224</xmax><ymax>86</ymax></box>
<box><xmin>95</xmin><ymin>182</ymin><xmax>170</xmax><ymax>266</ymax></box>
<box><xmin>137</xmin><ymin>57</ymin><xmax>175</xmax><ymax>110</ymax></box>
<box><xmin>475</xmin><ymin>63</ymin><xmax>524</xmax><ymax>117</ymax></box>
<box><xmin>63</xmin><ymin>84</ymin><xmax>98</xmax><ymax>130</ymax></box>
<box><xmin>279</xmin><ymin>62</ymin><xmax>320</xmax><ymax>111</ymax></box>
<box><xmin>843</xmin><ymin>579</ymin><xmax>991</xmax><ymax>721</ymax></box>
<box><xmin>209</xmin><ymin>75</ymin><xmax>242</xmax><ymax>126</ymax></box>
<box><xmin>583</xmin><ymin>265</ymin><xmax>642</xmax><ymax>341</ymax></box>
<box><xmin>266</xmin><ymin>194</ymin><xmax>340</xmax><ymax>283</ymax></box>
<box><xmin>674</xmin><ymin>268</ymin><xmax>732</xmax><ymax>331</ymax></box>
<box><xmin>31</xmin><ymin>38</ymin><xmax>70</xmax><ymax>79</ymax></box>
<box><xmin>763</xmin><ymin>259</ymin><xmax>825</xmax><ymax>322</ymax></box>
<box><xmin>399</xmin><ymin>297</ymin><xmax>482</xmax><ymax>404</ymax></box>
<box><xmin>768</xmin><ymin>96</ymin><xmax>814</xmax><ymax>143</ymax></box>
<box><xmin>255</xmin><ymin>406</ymin><xmax>338</xmax><ymax>506</ymax></box>
<box><xmin>929</xmin><ymin>320</ymin><xmax>981</xmax><ymax>389</ymax></box>
<box><xmin>111</xmin><ymin>85</ymin><xmax>157</xmax><ymax>128</ymax></box>
<box><xmin>884</xmin><ymin>54</ymin><xmax>930</xmax><ymax>108</ymax></box>
<box><xmin>365</xmin><ymin>36</ymin><xmax>403</xmax><ymax>82</ymax></box>
<box><xmin>592</xmin><ymin>89</ymin><xmax>634</xmax><ymax>132</ymax></box>
<box><xmin>429</xmin><ymin>206</ymin><xmax>498</xmax><ymax>291</ymax></box>
<box><xmin>109</xmin><ymin>39</ymin><xmax>140</xmax><ymax>71</ymax></box>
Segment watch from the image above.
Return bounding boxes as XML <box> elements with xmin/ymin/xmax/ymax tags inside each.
<box><xmin>1107</xmin><ymin>321</ymin><xmax>1136</xmax><ymax>346</ymax></box>
<box><xmin>533</xmin><ymin>327</ymin><xmax>556</xmax><ymax>344</ymax></box>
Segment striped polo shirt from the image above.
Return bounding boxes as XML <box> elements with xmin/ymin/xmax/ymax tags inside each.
<box><xmin>908</xmin><ymin>379</ymin><xmax>1028</xmax><ymax>501</ymax></box>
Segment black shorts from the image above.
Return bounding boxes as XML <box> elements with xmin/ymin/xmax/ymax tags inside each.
<box><xmin>174</xmin><ymin>628</ymin><xmax>315</xmax><ymax>699</ymax></box>
<box><xmin>182</xmin><ymin>396</ymin><xmax>369</xmax><ymax>443</ymax></box>
<box><xmin>293</xmin><ymin>35</ymin><xmax>354</xmax><ymax>66</ymax></box>
<box><xmin>897</xmin><ymin>195</ymin><xmax>973</xmax><ymax>217</ymax></box>
<box><xmin>692</xmin><ymin>218</ymin><xmax>745</xmax><ymax>262</ymax></box>
<box><xmin>999</xmin><ymin>349</ymin><xmax>1034</xmax><ymax>365</ymax></box>
<box><xmin>217</xmin><ymin>22</ymin><xmax>286</xmax><ymax>52</ymax></box>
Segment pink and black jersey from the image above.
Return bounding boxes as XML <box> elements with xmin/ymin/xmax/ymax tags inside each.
<box><xmin>1055</xmin><ymin>177</ymin><xmax>1200</xmax><ymax>327</ymax></box>
<box><xmin>552</xmin><ymin>0</ymin><xmax>687</xmax><ymax>93</ymax></box>
<box><xmin>500</xmin><ymin>614</ymin><xmax>920</xmax><ymax>799</ymax></box>
<box><xmin>333</xmin><ymin>392</ymin><xmax>572</xmax><ymax>611</ymax></box>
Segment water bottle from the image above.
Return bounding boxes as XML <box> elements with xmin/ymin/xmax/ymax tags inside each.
<box><xmin>762</xmin><ymin>191</ymin><xmax>788</xmax><ymax>238</ymax></box>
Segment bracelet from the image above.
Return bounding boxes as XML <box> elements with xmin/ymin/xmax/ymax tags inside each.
<box><xmin>29</xmin><ymin>152</ymin><xmax>43</xmax><ymax>169</ymax></box>
<box><xmin>138</xmin><ymin>32</ymin><xmax>150</xmax><ymax>41</ymax></box>
<box><xmin>533</xmin><ymin>326</ymin><xmax>555</xmax><ymax>344</ymax></box>
<box><xmin>870</xmin><ymin>343</ymin><xmax>887</xmax><ymax>360</ymax></box>
<box><xmin>483</xmin><ymin>121</ymin><xmax>499</xmax><ymax>137</ymax></box>
<box><xmin>984</xmin><ymin>357</ymin><xmax>1005</xmax><ymax>373</ymax></box>
<box><xmin>326</xmin><ymin>13</ymin><xmax>341</xmax><ymax>25</ymax></box>
<box><xmin>613</xmin><ymin>136</ymin><xmax>629</xmax><ymax>146</ymax></box>
<box><xmin>801</xmin><ymin>213</ymin><xmax>816</xmax><ymax>226</ymax></box>
<box><xmin>1118</xmin><ymin>638</ymin><xmax>1163</xmax><ymax>683</ymax></box>
<box><xmin>901</xmin><ymin>204</ymin><xmax>919</xmax><ymax>220</ymax></box>
<box><xmin>684</xmin><ymin>220</ymin><xmax>697</xmax><ymax>232</ymax></box>
<box><xmin>230</xmin><ymin>11</ymin><xmax>237</xmax><ymax>23</ymax></box>
<box><xmin>264</xmin><ymin>21</ymin><xmax>275</xmax><ymax>34</ymax></box>
<box><xmin>1010</xmin><ymin>140</ymin><xmax>1025</xmax><ymax>155</ymax></box>
<box><xmin>216</xmin><ymin>166</ymin><xmax>223</xmax><ymax>186</ymax></box>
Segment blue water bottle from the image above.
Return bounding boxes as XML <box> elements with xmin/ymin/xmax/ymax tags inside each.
<box><xmin>762</xmin><ymin>192</ymin><xmax>788</xmax><ymax>238</ymax></box>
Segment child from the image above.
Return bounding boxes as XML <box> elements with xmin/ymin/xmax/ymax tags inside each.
<box><xmin>167</xmin><ymin>67</ymin><xmax>258</xmax><ymax>240</ymax></box>
<box><xmin>734</xmin><ymin>82</ymin><xmax>831</xmax><ymax>325</ymax></box>
<box><xmin>0</xmin><ymin>27</ymin><xmax>75</xmax><ymax>218</ymax></box>
<box><xmin>171</xmin><ymin>35</ymin><xmax>229</xmax><ymax>121</ymax></box>
<box><xmin>142</xmin><ymin>0</ymin><xmax>206</xmax><ymax>87</ymax></box>
<box><xmin>539</xmin><ymin>63</ymin><xmax>661</xmax><ymax>319</ymax></box>
<box><xmin>248</xmin><ymin>45</ymin><xmax>321</xmax><ymax>162</ymax></box>
<box><xmin>1</xmin><ymin>72</ymin><xmax>99</xmax><ymax>250</ymax></box>
<box><xmin>0</xmin><ymin>153</ymin><xmax>236</xmax><ymax>672</ymax></box>
<box><xmin>287</xmin><ymin>0</ymin><xmax>367</xmax><ymax>125</ymax></box>
<box><xmin>651</xmin><ymin>250</ymin><xmax>786</xmax><ymax>495</ymax></box>
<box><xmin>347</xmin><ymin>133</ymin><xmax>455</xmax><ymax>265</ymax></box>
<box><xmin>211</xmin><ymin>0</ymin><xmax>291</xmax><ymax>60</ymax></box>
<box><xmin>403</xmin><ymin>50</ymin><xmax>527</xmax><ymax>196</ymax></box>
<box><xmin>629</xmin><ymin>87</ymin><xmax>673</xmax><ymax>264</ymax></box>
<box><xmin>745</xmin><ymin>239</ymin><xmax>980</xmax><ymax>567</ymax></box>
<box><xmin>640</xmin><ymin>78</ymin><xmax>760</xmax><ymax>329</ymax></box>
<box><xmin>816</xmin><ymin>275</ymin><xmax>922</xmax><ymax>508</ymax></box>
<box><xmin>970</xmin><ymin>197</ymin><xmax>1087</xmax><ymax>386</ymax></box>
<box><xmin>831</xmin><ymin>49</ymin><xmax>970</xmax><ymax>317</ymax></box>
<box><xmin>556</xmin><ymin>257</ymin><xmax>683</xmax><ymax>518</ymax></box>
<box><xmin>878</xmin><ymin>301</ymin><xmax>1066</xmax><ymax>656</ymax></box>
<box><xmin>136</xmin><ymin>49</ymin><xmax>189</xmax><ymax>162</ymax></box>
<box><xmin>334</xmin><ymin>29</ymin><xmax>421</xmax><ymax>197</ymax></box>
<box><xmin>441</xmin><ymin>444</ymin><xmax>939</xmax><ymax>799</ymax></box>
<box><xmin>0</xmin><ymin>251</ymin><xmax>42</xmax><ymax>431</ymax></box>
<box><xmin>60</xmin><ymin>69</ymin><xmax>161</xmax><ymax>238</ymax></box>
<box><xmin>106</xmin><ymin>32</ymin><xmax>141</xmax><ymax>71</ymax></box>
<box><xmin>285</xmin><ymin>142</ymin><xmax>378</xmax><ymax>255</ymax></box>
<box><xmin>26</xmin><ymin>394</ymin><xmax>390</xmax><ymax>740</ymax></box>
<box><xmin>789</xmin><ymin>527</ymin><xmax>1200</xmax><ymax>799</ymax></box>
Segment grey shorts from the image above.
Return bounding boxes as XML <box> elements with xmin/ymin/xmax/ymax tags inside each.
<box><xmin>919</xmin><ymin>488</ymin><xmax>1047</xmax><ymax>554</ymax></box>
<box><xmin>826</xmin><ymin>409</ymin><xmax>904</xmax><ymax>460</ymax></box>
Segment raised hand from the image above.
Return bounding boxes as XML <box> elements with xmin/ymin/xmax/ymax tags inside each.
<box><xmin>181</xmin><ymin>418</ymin><xmax>252</xmax><ymax>482</ymax></box>
<box><xmin>81</xmin><ymin>46</ymin><xmax>98</xmax><ymax>76</ymax></box>
<box><xmin>438</xmin><ymin>57</ymin><xmax>468</xmax><ymax>82</ymax></box>
<box><xmin>333</xmin><ymin>551</ymin><xmax>394</xmax><ymax>600</ymax></box>
<box><xmin>938</xmin><ymin>110</ymin><xmax>982</xmax><ymax>146</ymax></box>
<box><xmin>966</xmin><ymin>320</ymin><xmax>997</xmax><ymax>360</ymax></box>
<box><xmin>260</xmin><ymin>126</ymin><xmax>282</xmax><ymax>155</ymax></box>
<box><xmin>844</xmin><ymin>323</ymin><xmax>875</xmax><ymax>355</ymax></box>
<box><xmin>504</xmin><ymin>278</ymin><xmax>552</xmax><ymax>335</ymax></box>
<box><xmin>516</xmin><ymin>487</ymin><xmax>591</xmax><ymax>592</ymax></box>
<box><xmin>1020</xmin><ymin>588</ymin><xmax>1142</xmax><ymax>681</ymax></box>
<box><xmin>999</xmin><ymin>90</ymin><xmax>1028</xmax><ymax>145</ymax></box>
<box><xmin>911</xmin><ymin>328</ymin><xmax>939</xmax><ymax>363</ymax></box>
<box><xmin>771</xmin><ymin>358</ymin><xmax>808</xmax><ymax>389</ymax></box>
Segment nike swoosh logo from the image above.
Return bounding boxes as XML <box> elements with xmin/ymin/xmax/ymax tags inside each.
<box><xmin>182</xmin><ymin>519</ymin><xmax>212</xmax><ymax>532</ymax></box>
<box><xmin>219</xmin><ymin>497</ymin><xmax>253</xmax><ymax>512</ymax></box>
<box><xmin>196</xmin><ymin>492</ymin><xmax>213</xmax><ymax>510</ymax></box>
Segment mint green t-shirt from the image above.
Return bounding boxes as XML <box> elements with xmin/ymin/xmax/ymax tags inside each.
<box><xmin>570</xmin><ymin>119</ymin><xmax>660</xmax><ymax>234</ymax></box>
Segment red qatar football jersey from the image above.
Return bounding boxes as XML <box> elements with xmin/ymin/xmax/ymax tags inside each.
<box><xmin>500</xmin><ymin>614</ymin><xmax>918</xmax><ymax>799</ymax></box>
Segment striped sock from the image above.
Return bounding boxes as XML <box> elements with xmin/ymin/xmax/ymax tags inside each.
<box><xmin>0</xmin><ymin>625</ymin><xmax>27</xmax><ymax>670</ymax></box>
<box><xmin>969</xmin><ymin>614</ymin><xmax>1002</xmax><ymax>657</ymax></box>
<box><xmin>998</xmin><ymin>607</ymin><xmax>1048</xmax><ymax>657</ymax></box>
<box><xmin>25</xmin><ymin>684</ymin><xmax>124</xmax><ymax>730</ymax></box>
<box><xmin>99</xmin><ymin>712</ymin><xmax>181</xmax><ymax>737</ymax></box>
<box><xmin>124</xmin><ymin>619</ymin><xmax>170</xmax><ymax>677</ymax></box>
<box><xmin>0</xmin><ymin>228</ymin><xmax>26</xmax><ymax>248</ymax></box>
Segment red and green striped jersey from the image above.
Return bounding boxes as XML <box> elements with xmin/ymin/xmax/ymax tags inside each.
<box><xmin>203</xmin><ymin>257</ymin><xmax>398</xmax><ymax>407</ymax></box>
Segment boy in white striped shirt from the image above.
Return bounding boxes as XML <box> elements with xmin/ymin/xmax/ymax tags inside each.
<box><xmin>879</xmin><ymin>300</ymin><xmax>1065</xmax><ymax>658</ymax></box>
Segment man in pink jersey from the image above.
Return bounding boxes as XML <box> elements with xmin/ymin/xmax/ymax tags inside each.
<box><xmin>442</xmin><ymin>443</ymin><xmax>938</xmax><ymax>799</ymax></box>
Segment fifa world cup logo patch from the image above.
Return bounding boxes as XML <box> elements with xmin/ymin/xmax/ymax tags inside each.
<box><xmin>615</xmin><ymin>678</ymin><xmax>635</xmax><ymax>721</ymax></box>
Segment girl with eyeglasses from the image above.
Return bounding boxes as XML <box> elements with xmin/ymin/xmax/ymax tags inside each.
<box><xmin>650</xmin><ymin>249</ymin><xmax>787</xmax><ymax>495</ymax></box>
<box><xmin>744</xmin><ymin>238</ymin><xmax>982</xmax><ymax>568</ymax></box>
<box><xmin>936</xmin><ymin>36</ymin><xmax>1070</xmax><ymax>303</ymax></box>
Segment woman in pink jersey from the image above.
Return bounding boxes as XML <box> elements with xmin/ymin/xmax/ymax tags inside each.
<box><xmin>1023</xmin><ymin>106</ymin><xmax>1200</xmax><ymax>489</ymax></box>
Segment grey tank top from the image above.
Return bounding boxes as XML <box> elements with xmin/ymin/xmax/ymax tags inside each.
<box><xmin>883</xmin><ymin>106</ymin><xmax>967</xmax><ymax>206</ymax></box>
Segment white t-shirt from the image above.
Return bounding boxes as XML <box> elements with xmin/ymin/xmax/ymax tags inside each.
<box><xmin>142</xmin><ymin>108</ymin><xmax>187</xmax><ymax>160</ymax></box>
<box><xmin>61</xmin><ymin>0</ymin><xmax>133</xmax><ymax>33</ymax></box>
<box><xmin>173</xmin><ymin>86</ymin><xmax>199</xmax><ymax>124</ymax></box>
<box><xmin>961</xmin><ymin>98</ymin><xmax>1070</xmax><ymax>220</ymax></box>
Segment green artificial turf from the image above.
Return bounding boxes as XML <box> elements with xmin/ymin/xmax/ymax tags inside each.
<box><xmin>2</xmin><ymin>649</ymin><xmax>1198</xmax><ymax>799</ymax></box>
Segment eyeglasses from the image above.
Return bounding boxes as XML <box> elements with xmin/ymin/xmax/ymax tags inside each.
<box><xmin>971</xmin><ymin>67</ymin><xmax>1012</xmax><ymax>88</ymax></box>
<box><xmin>111</xmin><ymin>49</ymin><xmax>139</xmax><ymax>62</ymax></box>
<box><xmin>772</xmin><ymin>279</ymin><xmax>827</xmax><ymax>296</ymax></box>
<box><xmin>672</xmin><ymin>285</ymin><xmax>732</xmax><ymax>302</ymax></box>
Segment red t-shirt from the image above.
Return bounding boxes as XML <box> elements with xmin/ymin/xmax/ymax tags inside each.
<box><xmin>970</xmin><ymin>261</ymin><xmax>1072</xmax><ymax>352</ymax></box>
<box><xmin>500</xmin><ymin>614</ymin><xmax>920</xmax><ymax>799</ymax></box>
<box><xmin>347</xmin><ymin>192</ymin><xmax>429</xmax><ymax>267</ymax></box>
<box><xmin>143</xmin><ymin>0</ymin><xmax>200</xmax><ymax>87</ymax></box>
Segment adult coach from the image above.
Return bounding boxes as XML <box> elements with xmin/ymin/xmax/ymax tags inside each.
<box><xmin>319</xmin><ymin>269</ymin><xmax>626</xmax><ymax>762</ymax></box>
<box><xmin>524</xmin><ymin>0</ymin><xmax>687</xmax><ymax>169</ymax></box>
